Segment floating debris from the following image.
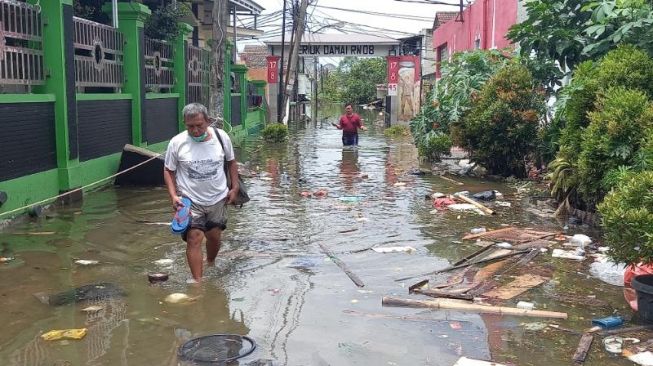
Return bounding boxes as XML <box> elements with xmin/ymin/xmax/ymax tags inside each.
<box><xmin>41</xmin><ymin>328</ymin><xmax>87</xmax><ymax>341</ymax></box>
<box><xmin>164</xmin><ymin>293</ymin><xmax>197</xmax><ymax>304</ymax></box>
<box><xmin>74</xmin><ymin>259</ymin><xmax>99</xmax><ymax>266</ymax></box>
<box><xmin>81</xmin><ymin>305</ymin><xmax>103</xmax><ymax>313</ymax></box>
<box><xmin>552</xmin><ymin>248</ymin><xmax>585</xmax><ymax>261</ymax></box>
<box><xmin>154</xmin><ymin>259</ymin><xmax>174</xmax><ymax>266</ymax></box>
<box><xmin>371</xmin><ymin>246</ymin><xmax>416</xmax><ymax>253</ymax></box>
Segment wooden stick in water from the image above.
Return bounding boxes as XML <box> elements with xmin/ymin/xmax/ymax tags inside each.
<box><xmin>382</xmin><ymin>297</ymin><xmax>568</xmax><ymax>319</ymax></box>
<box><xmin>318</xmin><ymin>243</ymin><xmax>364</xmax><ymax>287</ymax></box>
<box><xmin>455</xmin><ymin>193</ymin><xmax>495</xmax><ymax>215</ymax></box>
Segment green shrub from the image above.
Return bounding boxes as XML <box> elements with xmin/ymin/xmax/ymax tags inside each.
<box><xmin>416</xmin><ymin>131</ymin><xmax>452</xmax><ymax>161</ymax></box>
<box><xmin>409</xmin><ymin>50</ymin><xmax>508</xmax><ymax>161</ymax></box>
<box><xmin>452</xmin><ymin>62</ymin><xmax>545</xmax><ymax>177</ymax></box>
<box><xmin>576</xmin><ymin>87</ymin><xmax>653</xmax><ymax>207</ymax></box>
<box><xmin>384</xmin><ymin>125</ymin><xmax>411</xmax><ymax>138</ymax></box>
<box><xmin>598</xmin><ymin>171</ymin><xmax>653</xmax><ymax>264</ymax></box>
<box><xmin>550</xmin><ymin>46</ymin><xmax>653</xmax><ymax>210</ymax></box>
<box><xmin>262</xmin><ymin>123</ymin><xmax>288</xmax><ymax>142</ymax></box>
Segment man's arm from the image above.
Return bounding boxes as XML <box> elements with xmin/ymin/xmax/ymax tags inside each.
<box><xmin>357</xmin><ymin>115</ymin><xmax>367</xmax><ymax>131</ymax></box>
<box><xmin>225</xmin><ymin>160</ymin><xmax>239</xmax><ymax>204</ymax></box>
<box><xmin>163</xmin><ymin>168</ymin><xmax>182</xmax><ymax>209</ymax></box>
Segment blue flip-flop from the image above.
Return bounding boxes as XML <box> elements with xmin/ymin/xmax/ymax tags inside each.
<box><xmin>171</xmin><ymin>197</ymin><xmax>192</xmax><ymax>234</ymax></box>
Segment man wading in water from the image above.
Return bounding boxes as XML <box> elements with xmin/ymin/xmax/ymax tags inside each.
<box><xmin>333</xmin><ymin>103</ymin><xmax>367</xmax><ymax>146</ymax></box>
<box><xmin>163</xmin><ymin>103</ymin><xmax>240</xmax><ymax>283</ymax></box>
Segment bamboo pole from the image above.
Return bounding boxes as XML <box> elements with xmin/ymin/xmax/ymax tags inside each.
<box><xmin>319</xmin><ymin>243</ymin><xmax>364</xmax><ymax>287</ymax></box>
<box><xmin>455</xmin><ymin>194</ymin><xmax>495</xmax><ymax>215</ymax></box>
<box><xmin>382</xmin><ymin>297</ymin><xmax>568</xmax><ymax>319</ymax></box>
<box><xmin>437</xmin><ymin>175</ymin><xmax>464</xmax><ymax>186</ymax></box>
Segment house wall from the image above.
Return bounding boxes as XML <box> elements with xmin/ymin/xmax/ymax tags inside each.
<box><xmin>433</xmin><ymin>0</ymin><xmax>518</xmax><ymax>60</ymax></box>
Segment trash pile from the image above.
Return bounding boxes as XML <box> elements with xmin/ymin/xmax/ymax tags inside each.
<box><xmin>429</xmin><ymin>190</ymin><xmax>508</xmax><ymax>216</ymax></box>
<box><xmin>382</xmin><ymin>223</ymin><xmax>653</xmax><ymax>365</ymax></box>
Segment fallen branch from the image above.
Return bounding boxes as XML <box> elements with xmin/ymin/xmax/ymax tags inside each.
<box><xmin>318</xmin><ymin>243</ymin><xmax>364</xmax><ymax>287</ymax></box>
<box><xmin>455</xmin><ymin>194</ymin><xmax>495</xmax><ymax>215</ymax></box>
<box><xmin>382</xmin><ymin>297</ymin><xmax>568</xmax><ymax>319</ymax></box>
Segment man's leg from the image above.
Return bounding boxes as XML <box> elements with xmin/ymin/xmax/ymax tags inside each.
<box><xmin>205</xmin><ymin>228</ymin><xmax>222</xmax><ymax>266</ymax></box>
<box><xmin>204</xmin><ymin>198</ymin><xmax>228</xmax><ymax>267</ymax></box>
<box><xmin>185</xmin><ymin>228</ymin><xmax>205</xmax><ymax>282</ymax></box>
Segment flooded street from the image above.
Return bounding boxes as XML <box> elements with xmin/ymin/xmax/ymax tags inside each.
<box><xmin>0</xmin><ymin>106</ymin><xmax>636</xmax><ymax>365</ymax></box>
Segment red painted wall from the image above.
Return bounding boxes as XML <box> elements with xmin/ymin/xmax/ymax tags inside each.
<box><xmin>433</xmin><ymin>0</ymin><xmax>517</xmax><ymax>74</ymax></box>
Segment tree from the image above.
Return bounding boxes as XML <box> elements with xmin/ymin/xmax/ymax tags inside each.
<box><xmin>319</xmin><ymin>57</ymin><xmax>385</xmax><ymax>105</ymax></box>
<box><xmin>210</xmin><ymin>0</ymin><xmax>228</xmax><ymax>118</ymax></box>
<box><xmin>508</xmin><ymin>0</ymin><xmax>653</xmax><ymax>75</ymax></box>
<box><xmin>507</xmin><ymin>0</ymin><xmax>592</xmax><ymax>72</ymax></box>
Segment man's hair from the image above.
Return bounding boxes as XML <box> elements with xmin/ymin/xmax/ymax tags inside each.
<box><xmin>344</xmin><ymin>103</ymin><xmax>353</xmax><ymax>109</ymax></box>
<box><xmin>182</xmin><ymin>103</ymin><xmax>210</xmax><ymax>122</ymax></box>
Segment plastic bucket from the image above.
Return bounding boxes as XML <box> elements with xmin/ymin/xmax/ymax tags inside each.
<box><xmin>632</xmin><ymin>274</ymin><xmax>653</xmax><ymax>322</ymax></box>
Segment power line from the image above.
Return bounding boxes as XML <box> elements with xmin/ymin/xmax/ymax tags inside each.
<box><xmin>315</xmin><ymin>4</ymin><xmax>435</xmax><ymax>21</ymax></box>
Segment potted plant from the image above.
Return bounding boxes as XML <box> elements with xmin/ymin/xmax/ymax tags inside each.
<box><xmin>598</xmin><ymin>170</ymin><xmax>653</xmax><ymax>320</ymax></box>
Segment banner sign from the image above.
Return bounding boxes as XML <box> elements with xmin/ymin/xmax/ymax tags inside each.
<box><xmin>387</xmin><ymin>56</ymin><xmax>400</xmax><ymax>85</ymax></box>
<box><xmin>297</xmin><ymin>44</ymin><xmax>392</xmax><ymax>57</ymax></box>
<box><xmin>266</xmin><ymin>55</ymin><xmax>280</xmax><ymax>83</ymax></box>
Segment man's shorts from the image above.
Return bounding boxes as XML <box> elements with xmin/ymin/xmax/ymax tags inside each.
<box><xmin>342</xmin><ymin>133</ymin><xmax>358</xmax><ymax>146</ymax></box>
<box><xmin>181</xmin><ymin>198</ymin><xmax>228</xmax><ymax>241</ymax></box>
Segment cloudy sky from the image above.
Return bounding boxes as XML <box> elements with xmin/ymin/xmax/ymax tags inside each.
<box><xmin>238</xmin><ymin>0</ymin><xmax>462</xmax><ymax>59</ymax></box>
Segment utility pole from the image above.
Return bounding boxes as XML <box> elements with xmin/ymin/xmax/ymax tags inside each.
<box><xmin>313</xmin><ymin>56</ymin><xmax>318</xmax><ymax>123</ymax></box>
<box><xmin>281</xmin><ymin>0</ymin><xmax>309</xmax><ymax>123</ymax></box>
<box><xmin>210</xmin><ymin>0</ymin><xmax>228</xmax><ymax>118</ymax></box>
<box><xmin>277</xmin><ymin>0</ymin><xmax>287</xmax><ymax>123</ymax></box>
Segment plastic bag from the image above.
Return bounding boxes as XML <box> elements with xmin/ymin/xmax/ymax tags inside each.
<box><xmin>624</xmin><ymin>264</ymin><xmax>653</xmax><ymax>311</ymax></box>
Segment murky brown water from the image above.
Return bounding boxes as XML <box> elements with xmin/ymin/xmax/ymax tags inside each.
<box><xmin>0</xmin><ymin>105</ymin><xmax>638</xmax><ymax>365</ymax></box>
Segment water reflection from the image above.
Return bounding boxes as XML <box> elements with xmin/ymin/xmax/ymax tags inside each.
<box><xmin>339</xmin><ymin>148</ymin><xmax>359</xmax><ymax>192</ymax></box>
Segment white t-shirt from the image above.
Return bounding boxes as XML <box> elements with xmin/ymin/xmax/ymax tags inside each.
<box><xmin>164</xmin><ymin>128</ymin><xmax>235</xmax><ymax>206</ymax></box>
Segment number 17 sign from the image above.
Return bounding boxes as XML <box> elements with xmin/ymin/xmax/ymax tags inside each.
<box><xmin>266</xmin><ymin>55</ymin><xmax>280</xmax><ymax>84</ymax></box>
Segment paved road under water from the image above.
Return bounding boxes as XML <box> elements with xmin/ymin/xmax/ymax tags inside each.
<box><xmin>0</xmin><ymin>106</ymin><xmax>638</xmax><ymax>365</ymax></box>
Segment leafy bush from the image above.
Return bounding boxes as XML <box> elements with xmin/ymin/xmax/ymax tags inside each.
<box><xmin>383</xmin><ymin>125</ymin><xmax>411</xmax><ymax>138</ymax></box>
<box><xmin>576</xmin><ymin>88</ymin><xmax>653</xmax><ymax>207</ymax></box>
<box><xmin>409</xmin><ymin>50</ymin><xmax>508</xmax><ymax>161</ymax></box>
<box><xmin>452</xmin><ymin>62</ymin><xmax>545</xmax><ymax>177</ymax></box>
<box><xmin>262</xmin><ymin>123</ymin><xmax>288</xmax><ymax>142</ymax></box>
<box><xmin>550</xmin><ymin>46</ymin><xmax>653</xmax><ymax>210</ymax></box>
<box><xmin>598</xmin><ymin>171</ymin><xmax>653</xmax><ymax>264</ymax></box>
<box><xmin>416</xmin><ymin>131</ymin><xmax>452</xmax><ymax>162</ymax></box>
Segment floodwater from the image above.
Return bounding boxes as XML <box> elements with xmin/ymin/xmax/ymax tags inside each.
<box><xmin>0</xmin><ymin>105</ymin><xmax>638</xmax><ymax>365</ymax></box>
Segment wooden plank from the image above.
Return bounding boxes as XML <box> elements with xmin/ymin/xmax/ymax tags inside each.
<box><xmin>412</xmin><ymin>288</ymin><xmax>474</xmax><ymax>301</ymax></box>
<box><xmin>382</xmin><ymin>297</ymin><xmax>568</xmax><ymax>319</ymax></box>
<box><xmin>318</xmin><ymin>243</ymin><xmax>364</xmax><ymax>287</ymax></box>
<box><xmin>483</xmin><ymin>274</ymin><xmax>548</xmax><ymax>300</ymax></box>
<box><xmin>455</xmin><ymin>194</ymin><xmax>495</xmax><ymax>215</ymax></box>
<box><xmin>572</xmin><ymin>333</ymin><xmax>594</xmax><ymax>364</ymax></box>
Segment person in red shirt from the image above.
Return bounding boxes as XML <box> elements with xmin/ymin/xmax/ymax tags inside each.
<box><xmin>333</xmin><ymin>103</ymin><xmax>366</xmax><ymax>146</ymax></box>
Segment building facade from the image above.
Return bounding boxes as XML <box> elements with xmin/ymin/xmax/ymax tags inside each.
<box><xmin>432</xmin><ymin>0</ymin><xmax>520</xmax><ymax>76</ymax></box>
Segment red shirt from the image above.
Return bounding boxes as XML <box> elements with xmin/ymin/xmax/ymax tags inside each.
<box><xmin>339</xmin><ymin>113</ymin><xmax>362</xmax><ymax>135</ymax></box>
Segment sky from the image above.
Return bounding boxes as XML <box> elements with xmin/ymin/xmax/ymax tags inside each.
<box><xmin>238</xmin><ymin>0</ymin><xmax>463</xmax><ymax>64</ymax></box>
